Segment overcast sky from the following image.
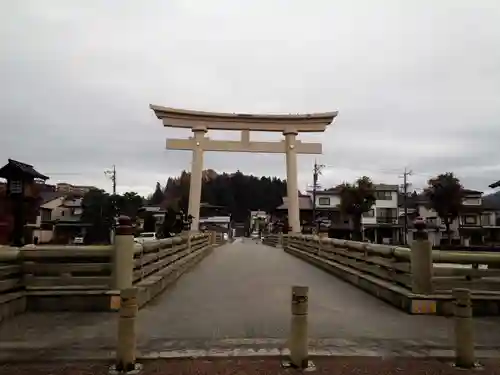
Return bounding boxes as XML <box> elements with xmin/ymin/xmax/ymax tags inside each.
<box><xmin>1</xmin><ymin>1</ymin><xmax>500</xmax><ymax>197</ymax></box>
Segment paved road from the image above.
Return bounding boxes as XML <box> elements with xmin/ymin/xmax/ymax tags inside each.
<box><xmin>1</xmin><ymin>239</ymin><xmax>500</xmax><ymax>359</ymax></box>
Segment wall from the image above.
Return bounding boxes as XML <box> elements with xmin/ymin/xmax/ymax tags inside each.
<box><xmin>314</xmin><ymin>194</ymin><xmax>340</xmax><ymax>208</ymax></box>
<box><xmin>32</xmin><ymin>229</ymin><xmax>53</xmax><ymax>243</ymax></box>
<box><xmin>374</xmin><ymin>191</ymin><xmax>398</xmax><ymax>209</ymax></box>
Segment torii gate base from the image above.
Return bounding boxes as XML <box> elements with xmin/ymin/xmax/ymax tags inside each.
<box><xmin>150</xmin><ymin>105</ymin><xmax>338</xmax><ymax>233</ymax></box>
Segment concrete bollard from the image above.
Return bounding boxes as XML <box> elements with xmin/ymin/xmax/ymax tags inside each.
<box><xmin>453</xmin><ymin>288</ymin><xmax>476</xmax><ymax>368</ymax></box>
<box><xmin>113</xmin><ymin>287</ymin><xmax>140</xmax><ymax>374</ymax></box>
<box><xmin>289</xmin><ymin>286</ymin><xmax>309</xmax><ymax>368</ymax></box>
<box><xmin>113</xmin><ymin>216</ymin><xmax>135</xmax><ymax>290</ymax></box>
<box><xmin>410</xmin><ymin>219</ymin><xmax>433</xmax><ymax>294</ymax></box>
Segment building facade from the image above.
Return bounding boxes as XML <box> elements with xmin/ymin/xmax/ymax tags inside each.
<box><xmin>406</xmin><ymin>189</ymin><xmax>500</xmax><ymax>246</ymax></box>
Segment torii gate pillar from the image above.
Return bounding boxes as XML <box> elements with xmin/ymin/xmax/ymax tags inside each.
<box><xmin>284</xmin><ymin>129</ymin><xmax>300</xmax><ymax>233</ymax></box>
<box><xmin>188</xmin><ymin>126</ymin><xmax>207</xmax><ymax>231</ymax></box>
<box><xmin>150</xmin><ymin>105</ymin><xmax>338</xmax><ymax>233</ymax></box>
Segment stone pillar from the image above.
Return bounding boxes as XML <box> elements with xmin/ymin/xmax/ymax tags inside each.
<box><xmin>115</xmin><ymin>287</ymin><xmax>139</xmax><ymax>373</ymax></box>
<box><xmin>188</xmin><ymin>126</ymin><xmax>207</xmax><ymax>232</ymax></box>
<box><xmin>289</xmin><ymin>285</ymin><xmax>309</xmax><ymax>368</ymax></box>
<box><xmin>284</xmin><ymin>129</ymin><xmax>301</xmax><ymax>233</ymax></box>
<box><xmin>410</xmin><ymin>219</ymin><xmax>433</xmax><ymax>294</ymax></box>
<box><xmin>453</xmin><ymin>288</ymin><xmax>475</xmax><ymax>368</ymax></box>
<box><xmin>113</xmin><ymin>216</ymin><xmax>135</xmax><ymax>290</ymax></box>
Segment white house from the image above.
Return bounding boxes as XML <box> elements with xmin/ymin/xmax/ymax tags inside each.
<box><xmin>407</xmin><ymin>189</ymin><xmax>500</xmax><ymax>246</ymax></box>
<box><xmin>308</xmin><ymin>184</ymin><xmax>401</xmax><ymax>243</ymax></box>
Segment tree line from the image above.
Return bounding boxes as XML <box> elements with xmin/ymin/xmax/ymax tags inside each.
<box><xmin>81</xmin><ymin>168</ymin><xmax>468</xmax><ymax>244</ymax></box>
<box><xmin>81</xmin><ymin>170</ymin><xmax>287</xmax><ymax>243</ymax></box>
<box><xmin>148</xmin><ymin>170</ymin><xmax>287</xmax><ymax>222</ymax></box>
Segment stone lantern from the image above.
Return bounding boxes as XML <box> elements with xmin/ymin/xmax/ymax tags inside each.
<box><xmin>0</xmin><ymin>159</ymin><xmax>48</xmax><ymax>246</ymax></box>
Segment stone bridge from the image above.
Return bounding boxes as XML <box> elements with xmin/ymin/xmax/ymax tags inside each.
<box><xmin>1</xmin><ymin>239</ymin><xmax>500</xmax><ymax>361</ymax></box>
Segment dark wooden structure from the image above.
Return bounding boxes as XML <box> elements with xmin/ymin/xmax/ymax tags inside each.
<box><xmin>0</xmin><ymin>159</ymin><xmax>48</xmax><ymax>246</ymax></box>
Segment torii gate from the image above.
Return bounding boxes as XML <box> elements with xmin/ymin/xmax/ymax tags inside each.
<box><xmin>150</xmin><ymin>105</ymin><xmax>338</xmax><ymax>233</ymax></box>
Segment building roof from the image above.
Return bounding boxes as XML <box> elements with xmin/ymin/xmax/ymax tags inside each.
<box><xmin>0</xmin><ymin>159</ymin><xmax>48</xmax><ymax>180</ymax></box>
<box><xmin>150</xmin><ymin>104</ymin><xmax>338</xmax><ymax>133</ymax></box>
<box><xmin>39</xmin><ymin>191</ymin><xmax>65</xmax><ymax>205</ymax></box>
<box><xmin>374</xmin><ymin>184</ymin><xmax>399</xmax><ymax>191</ymax></box>
<box><xmin>463</xmin><ymin>188</ymin><xmax>483</xmax><ymax>195</ymax></box>
<box><xmin>276</xmin><ymin>196</ymin><xmax>313</xmax><ymax>210</ymax></box>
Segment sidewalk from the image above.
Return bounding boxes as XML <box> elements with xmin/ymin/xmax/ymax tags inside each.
<box><xmin>2</xmin><ymin>357</ymin><xmax>500</xmax><ymax>375</ymax></box>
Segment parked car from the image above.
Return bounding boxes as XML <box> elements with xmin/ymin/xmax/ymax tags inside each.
<box><xmin>73</xmin><ymin>236</ymin><xmax>84</xmax><ymax>245</ymax></box>
<box><xmin>135</xmin><ymin>232</ymin><xmax>157</xmax><ymax>244</ymax></box>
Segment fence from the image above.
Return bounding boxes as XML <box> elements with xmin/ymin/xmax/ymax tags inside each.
<box><xmin>262</xmin><ymin>234</ymin><xmax>280</xmax><ymax>247</ymax></box>
<box><xmin>0</xmin><ymin>231</ymin><xmax>215</xmax><ymax>320</ymax></box>
<box><xmin>283</xmin><ymin>234</ymin><xmax>500</xmax><ymax>294</ymax></box>
<box><xmin>0</xmin><ymin>248</ymin><xmax>24</xmax><ymax>323</ymax></box>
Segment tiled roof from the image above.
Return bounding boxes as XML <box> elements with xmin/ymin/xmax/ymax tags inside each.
<box><xmin>374</xmin><ymin>184</ymin><xmax>399</xmax><ymax>191</ymax></box>
<box><xmin>0</xmin><ymin>159</ymin><xmax>48</xmax><ymax>180</ymax></box>
<box><xmin>39</xmin><ymin>191</ymin><xmax>65</xmax><ymax>205</ymax></box>
<box><xmin>463</xmin><ymin>188</ymin><xmax>483</xmax><ymax>195</ymax></box>
<box><xmin>276</xmin><ymin>196</ymin><xmax>313</xmax><ymax>210</ymax></box>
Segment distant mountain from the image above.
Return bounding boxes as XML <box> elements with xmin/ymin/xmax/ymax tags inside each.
<box><xmin>483</xmin><ymin>191</ymin><xmax>500</xmax><ymax>209</ymax></box>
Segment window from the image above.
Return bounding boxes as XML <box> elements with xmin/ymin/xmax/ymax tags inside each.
<box><xmin>463</xmin><ymin>215</ymin><xmax>477</xmax><ymax>225</ymax></box>
<box><xmin>363</xmin><ymin>209</ymin><xmax>375</xmax><ymax>217</ymax></box>
<box><xmin>377</xmin><ymin>208</ymin><xmax>397</xmax><ymax>217</ymax></box>
<box><xmin>9</xmin><ymin>180</ymin><xmax>22</xmax><ymax>194</ymax></box>
<box><xmin>41</xmin><ymin>209</ymin><xmax>51</xmax><ymax>222</ymax></box>
<box><xmin>375</xmin><ymin>191</ymin><xmax>392</xmax><ymax>200</ymax></box>
<box><xmin>481</xmin><ymin>214</ymin><xmax>491</xmax><ymax>226</ymax></box>
<box><xmin>463</xmin><ymin>198</ymin><xmax>481</xmax><ymax>205</ymax></box>
<box><xmin>318</xmin><ymin>197</ymin><xmax>330</xmax><ymax>206</ymax></box>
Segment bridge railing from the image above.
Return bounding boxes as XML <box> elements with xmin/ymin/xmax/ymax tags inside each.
<box><xmin>262</xmin><ymin>234</ymin><xmax>281</xmax><ymax>247</ymax></box>
<box><xmin>284</xmin><ymin>234</ymin><xmax>500</xmax><ymax>294</ymax></box>
<box><xmin>0</xmin><ymin>228</ymin><xmax>215</xmax><ymax>319</ymax></box>
<box><xmin>0</xmin><ymin>248</ymin><xmax>24</xmax><ymax>323</ymax></box>
<box><xmin>22</xmin><ymin>245</ymin><xmax>113</xmax><ymax>291</ymax></box>
<box><xmin>133</xmin><ymin>233</ymin><xmax>211</xmax><ymax>284</ymax></box>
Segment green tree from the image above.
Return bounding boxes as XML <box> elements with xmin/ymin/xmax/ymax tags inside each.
<box><xmin>339</xmin><ymin>176</ymin><xmax>376</xmax><ymax>241</ymax></box>
<box><xmin>160</xmin><ymin>170</ymin><xmax>287</xmax><ymax>221</ymax></box>
<box><xmin>149</xmin><ymin>182</ymin><xmax>164</xmax><ymax>205</ymax></box>
<box><xmin>81</xmin><ymin>189</ymin><xmax>115</xmax><ymax>244</ymax></box>
<box><xmin>116</xmin><ymin>192</ymin><xmax>144</xmax><ymax>219</ymax></box>
<box><xmin>143</xmin><ymin>212</ymin><xmax>156</xmax><ymax>233</ymax></box>
<box><xmin>425</xmin><ymin>173</ymin><xmax>463</xmax><ymax>244</ymax></box>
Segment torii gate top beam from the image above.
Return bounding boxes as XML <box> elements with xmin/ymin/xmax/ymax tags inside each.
<box><xmin>149</xmin><ymin>104</ymin><xmax>338</xmax><ymax>133</ymax></box>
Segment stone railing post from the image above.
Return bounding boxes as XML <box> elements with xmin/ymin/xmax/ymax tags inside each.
<box><xmin>453</xmin><ymin>288</ymin><xmax>476</xmax><ymax>369</ymax></box>
<box><xmin>113</xmin><ymin>216</ymin><xmax>135</xmax><ymax>290</ymax></box>
<box><xmin>410</xmin><ymin>219</ymin><xmax>433</xmax><ymax>294</ymax></box>
<box><xmin>288</xmin><ymin>285</ymin><xmax>309</xmax><ymax>369</ymax></box>
<box><xmin>111</xmin><ymin>287</ymin><xmax>141</xmax><ymax>374</ymax></box>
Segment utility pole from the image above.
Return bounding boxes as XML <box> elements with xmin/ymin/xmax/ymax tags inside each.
<box><xmin>312</xmin><ymin>161</ymin><xmax>324</xmax><ymax>233</ymax></box>
<box><xmin>105</xmin><ymin>165</ymin><xmax>116</xmax><ymax>195</ymax></box>
<box><xmin>105</xmin><ymin>165</ymin><xmax>117</xmax><ymax>244</ymax></box>
<box><xmin>400</xmin><ymin>168</ymin><xmax>412</xmax><ymax>245</ymax></box>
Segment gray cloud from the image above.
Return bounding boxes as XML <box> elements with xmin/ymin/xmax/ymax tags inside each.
<box><xmin>1</xmin><ymin>0</ymin><xmax>500</xmax><ymax>197</ymax></box>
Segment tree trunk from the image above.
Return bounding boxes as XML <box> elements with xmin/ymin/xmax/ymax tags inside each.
<box><xmin>444</xmin><ymin>218</ymin><xmax>452</xmax><ymax>245</ymax></box>
<box><xmin>352</xmin><ymin>215</ymin><xmax>362</xmax><ymax>241</ymax></box>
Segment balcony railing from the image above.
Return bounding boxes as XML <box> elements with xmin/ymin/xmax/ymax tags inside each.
<box><xmin>376</xmin><ymin>216</ymin><xmax>398</xmax><ymax>224</ymax></box>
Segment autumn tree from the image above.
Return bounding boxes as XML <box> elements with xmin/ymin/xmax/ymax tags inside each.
<box><xmin>339</xmin><ymin>176</ymin><xmax>376</xmax><ymax>241</ymax></box>
<box><xmin>425</xmin><ymin>173</ymin><xmax>463</xmax><ymax>244</ymax></box>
